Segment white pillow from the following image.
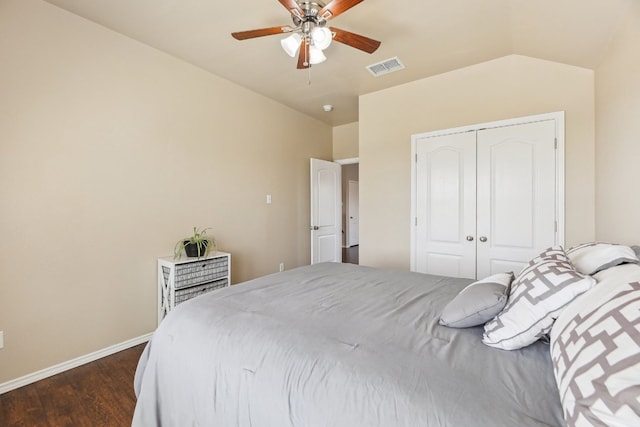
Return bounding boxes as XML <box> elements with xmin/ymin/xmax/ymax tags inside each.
<box><xmin>550</xmin><ymin>263</ymin><xmax>640</xmax><ymax>427</ymax></box>
<box><xmin>483</xmin><ymin>246</ymin><xmax>596</xmax><ymax>350</ymax></box>
<box><xmin>439</xmin><ymin>272</ymin><xmax>513</xmax><ymax>328</ymax></box>
<box><xmin>566</xmin><ymin>242</ymin><xmax>639</xmax><ymax>275</ymax></box>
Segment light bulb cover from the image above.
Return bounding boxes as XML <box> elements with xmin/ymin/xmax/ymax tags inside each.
<box><xmin>309</xmin><ymin>45</ymin><xmax>327</xmax><ymax>65</ymax></box>
<box><xmin>281</xmin><ymin>33</ymin><xmax>302</xmax><ymax>57</ymax></box>
<box><xmin>311</xmin><ymin>27</ymin><xmax>332</xmax><ymax>50</ymax></box>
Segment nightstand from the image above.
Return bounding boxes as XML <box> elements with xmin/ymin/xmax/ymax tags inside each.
<box><xmin>157</xmin><ymin>251</ymin><xmax>231</xmax><ymax>324</ymax></box>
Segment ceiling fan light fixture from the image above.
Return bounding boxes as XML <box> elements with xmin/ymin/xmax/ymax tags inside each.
<box><xmin>311</xmin><ymin>26</ymin><xmax>332</xmax><ymax>50</ymax></box>
<box><xmin>308</xmin><ymin>45</ymin><xmax>327</xmax><ymax>65</ymax></box>
<box><xmin>232</xmin><ymin>0</ymin><xmax>381</xmax><ymax>69</ymax></box>
<box><xmin>281</xmin><ymin>33</ymin><xmax>302</xmax><ymax>57</ymax></box>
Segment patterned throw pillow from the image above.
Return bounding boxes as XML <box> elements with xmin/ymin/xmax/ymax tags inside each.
<box><xmin>439</xmin><ymin>272</ymin><xmax>513</xmax><ymax>328</ymax></box>
<box><xmin>483</xmin><ymin>247</ymin><xmax>596</xmax><ymax>350</ymax></box>
<box><xmin>550</xmin><ymin>263</ymin><xmax>640</xmax><ymax>427</ymax></box>
<box><xmin>567</xmin><ymin>242</ymin><xmax>639</xmax><ymax>275</ymax></box>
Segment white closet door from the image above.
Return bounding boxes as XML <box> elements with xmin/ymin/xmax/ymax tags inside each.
<box><xmin>415</xmin><ymin>132</ymin><xmax>476</xmax><ymax>279</ymax></box>
<box><xmin>476</xmin><ymin>120</ymin><xmax>557</xmax><ymax>278</ymax></box>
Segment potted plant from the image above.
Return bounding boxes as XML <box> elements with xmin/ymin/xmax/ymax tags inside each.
<box><xmin>174</xmin><ymin>227</ymin><xmax>217</xmax><ymax>259</ymax></box>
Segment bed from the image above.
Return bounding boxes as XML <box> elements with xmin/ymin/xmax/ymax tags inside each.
<box><xmin>133</xmin><ymin>244</ymin><xmax>640</xmax><ymax>427</ymax></box>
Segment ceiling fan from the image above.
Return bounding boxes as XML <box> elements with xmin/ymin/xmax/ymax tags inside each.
<box><xmin>231</xmin><ymin>0</ymin><xmax>381</xmax><ymax>69</ymax></box>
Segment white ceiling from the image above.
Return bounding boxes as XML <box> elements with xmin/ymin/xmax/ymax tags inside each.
<box><xmin>42</xmin><ymin>0</ymin><xmax>629</xmax><ymax>126</ymax></box>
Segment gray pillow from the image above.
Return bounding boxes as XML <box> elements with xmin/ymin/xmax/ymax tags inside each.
<box><xmin>439</xmin><ymin>272</ymin><xmax>514</xmax><ymax>328</ymax></box>
<box><xmin>632</xmin><ymin>245</ymin><xmax>640</xmax><ymax>259</ymax></box>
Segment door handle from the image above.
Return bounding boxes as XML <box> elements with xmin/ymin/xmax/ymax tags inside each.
<box><xmin>310</xmin><ymin>226</ymin><xmax>319</xmax><ymax>230</ymax></box>
<box><xmin>466</xmin><ymin>236</ymin><xmax>474</xmax><ymax>241</ymax></box>
<box><xmin>479</xmin><ymin>236</ymin><xmax>488</xmax><ymax>242</ymax></box>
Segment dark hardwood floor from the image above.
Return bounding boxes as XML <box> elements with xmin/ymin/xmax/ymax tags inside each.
<box><xmin>0</xmin><ymin>250</ymin><xmax>357</xmax><ymax>426</ymax></box>
<box><xmin>343</xmin><ymin>245</ymin><xmax>359</xmax><ymax>265</ymax></box>
<box><xmin>0</xmin><ymin>343</ymin><xmax>146</xmax><ymax>427</ymax></box>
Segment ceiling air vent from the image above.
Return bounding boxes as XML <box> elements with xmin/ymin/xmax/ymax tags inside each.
<box><xmin>366</xmin><ymin>57</ymin><xmax>405</xmax><ymax>77</ymax></box>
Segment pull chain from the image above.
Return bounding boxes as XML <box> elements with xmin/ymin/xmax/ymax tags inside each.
<box><xmin>305</xmin><ymin>38</ymin><xmax>312</xmax><ymax>86</ymax></box>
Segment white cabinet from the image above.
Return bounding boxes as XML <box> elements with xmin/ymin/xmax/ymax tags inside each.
<box><xmin>158</xmin><ymin>252</ymin><xmax>231</xmax><ymax>324</ymax></box>
<box><xmin>411</xmin><ymin>113</ymin><xmax>564</xmax><ymax>279</ymax></box>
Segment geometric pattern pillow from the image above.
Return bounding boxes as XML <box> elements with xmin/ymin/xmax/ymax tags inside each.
<box><xmin>567</xmin><ymin>242</ymin><xmax>639</xmax><ymax>275</ymax></box>
<box><xmin>550</xmin><ymin>264</ymin><xmax>640</xmax><ymax>427</ymax></box>
<box><xmin>483</xmin><ymin>246</ymin><xmax>597</xmax><ymax>350</ymax></box>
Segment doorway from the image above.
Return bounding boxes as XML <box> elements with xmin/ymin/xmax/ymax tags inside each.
<box><xmin>340</xmin><ymin>161</ymin><xmax>359</xmax><ymax>264</ymax></box>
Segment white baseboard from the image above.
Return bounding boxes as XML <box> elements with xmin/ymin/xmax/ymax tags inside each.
<box><xmin>0</xmin><ymin>332</ymin><xmax>153</xmax><ymax>395</ymax></box>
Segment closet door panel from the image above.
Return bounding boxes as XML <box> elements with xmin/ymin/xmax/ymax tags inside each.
<box><xmin>415</xmin><ymin>132</ymin><xmax>476</xmax><ymax>279</ymax></box>
<box><xmin>476</xmin><ymin>120</ymin><xmax>557</xmax><ymax>278</ymax></box>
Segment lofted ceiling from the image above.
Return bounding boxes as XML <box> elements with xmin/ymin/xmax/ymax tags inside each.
<box><xmin>42</xmin><ymin>0</ymin><xmax>629</xmax><ymax>126</ymax></box>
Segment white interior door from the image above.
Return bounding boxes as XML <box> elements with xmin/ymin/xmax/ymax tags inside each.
<box><xmin>310</xmin><ymin>158</ymin><xmax>342</xmax><ymax>264</ymax></box>
<box><xmin>475</xmin><ymin>120</ymin><xmax>557</xmax><ymax>278</ymax></box>
<box><xmin>415</xmin><ymin>131</ymin><xmax>477</xmax><ymax>279</ymax></box>
<box><xmin>347</xmin><ymin>180</ymin><xmax>359</xmax><ymax>247</ymax></box>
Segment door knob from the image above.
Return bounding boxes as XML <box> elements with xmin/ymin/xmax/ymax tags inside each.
<box><xmin>466</xmin><ymin>236</ymin><xmax>474</xmax><ymax>241</ymax></box>
<box><xmin>479</xmin><ymin>236</ymin><xmax>487</xmax><ymax>242</ymax></box>
<box><xmin>309</xmin><ymin>226</ymin><xmax>319</xmax><ymax>230</ymax></box>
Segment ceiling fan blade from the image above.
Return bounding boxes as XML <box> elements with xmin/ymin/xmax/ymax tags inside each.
<box><xmin>297</xmin><ymin>39</ymin><xmax>310</xmax><ymax>69</ymax></box>
<box><xmin>319</xmin><ymin>0</ymin><xmax>364</xmax><ymax>20</ymax></box>
<box><xmin>330</xmin><ymin>27</ymin><xmax>381</xmax><ymax>54</ymax></box>
<box><xmin>231</xmin><ymin>26</ymin><xmax>293</xmax><ymax>40</ymax></box>
<box><xmin>278</xmin><ymin>0</ymin><xmax>304</xmax><ymax>19</ymax></box>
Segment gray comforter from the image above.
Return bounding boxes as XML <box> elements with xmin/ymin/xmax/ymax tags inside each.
<box><xmin>133</xmin><ymin>262</ymin><xmax>564</xmax><ymax>426</ymax></box>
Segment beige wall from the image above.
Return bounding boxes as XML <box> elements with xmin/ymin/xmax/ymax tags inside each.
<box><xmin>0</xmin><ymin>0</ymin><xmax>331</xmax><ymax>384</ymax></box>
<box><xmin>359</xmin><ymin>55</ymin><xmax>595</xmax><ymax>269</ymax></box>
<box><xmin>595</xmin><ymin>1</ymin><xmax>640</xmax><ymax>244</ymax></box>
<box><xmin>332</xmin><ymin>122</ymin><xmax>359</xmax><ymax>160</ymax></box>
